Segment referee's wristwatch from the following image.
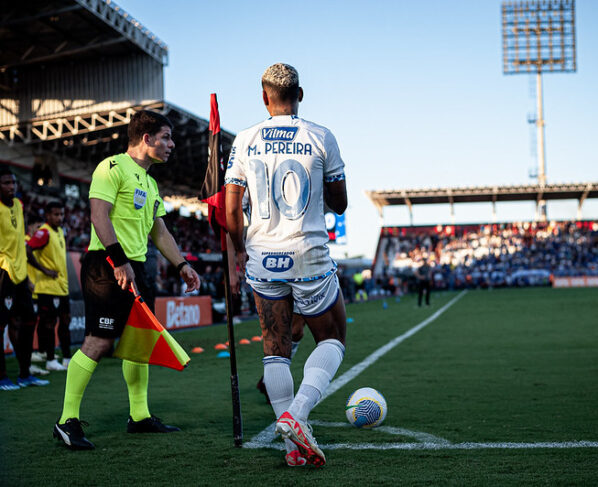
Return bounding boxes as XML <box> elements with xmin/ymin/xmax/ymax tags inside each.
<box><xmin>177</xmin><ymin>261</ymin><xmax>190</xmax><ymax>272</ymax></box>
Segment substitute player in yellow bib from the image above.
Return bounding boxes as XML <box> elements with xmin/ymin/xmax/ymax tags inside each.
<box><xmin>27</xmin><ymin>201</ymin><xmax>72</xmax><ymax>371</ymax></box>
<box><xmin>54</xmin><ymin>110</ymin><xmax>201</xmax><ymax>450</ymax></box>
<box><xmin>25</xmin><ymin>213</ymin><xmax>52</xmax><ymax>376</ymax></box>
<box><xmin>1</xmin><ymin>167</ymin><xmax>56</xmax><ymax>390</ymax></box>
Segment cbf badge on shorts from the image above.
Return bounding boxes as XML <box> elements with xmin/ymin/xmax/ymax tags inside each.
<box><xmin>53</xmin><ymin>298</ymin><xmax>60</xmax><ymax>309</ymax></box>
<box><xmin>134</xmin><ymin>188</ymin><xmax>147</xmax><ymax>210</ymax></box>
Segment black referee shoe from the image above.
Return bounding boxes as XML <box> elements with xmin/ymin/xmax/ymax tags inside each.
<box><xmin>53</xmin><ymin>418</ymin><xmax>95</xmax><ymax>450</ymax></box>
<box><xmin>127</xmin><ymin>415</ymin><xmax>181</xmax><ymax>433</ymax></box>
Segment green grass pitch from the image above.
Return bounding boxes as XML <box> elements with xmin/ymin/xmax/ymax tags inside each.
<box><xmin>1</xmin><ymin>287</ymin><xmax>597</xmax><ymax>486</ymax></box>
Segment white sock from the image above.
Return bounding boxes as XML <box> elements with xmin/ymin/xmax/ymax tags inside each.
<box><xmin>288</xmin><ymin>339</ymin><xmax>345</xmax><ymax>423</ymax></box>
<box><xmin>263</xmin><ymin>356</ymin><xmax>296</xmax><ymax>454</ymax></box>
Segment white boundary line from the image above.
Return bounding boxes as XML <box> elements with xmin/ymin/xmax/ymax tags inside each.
<box><xmin>246</xmin><ymin>419</ymin><xmax>598</xmax><ymax>451</ymax></box>
<box><xmin>320</xmin><ymin>441</ymin><xmax>598</xmax><ymax>450</ymax></box>
<box><xmin>245</xmin><ymin>291</ymin><xmax>468</xmax><ymax>449</ymax></box>
<box><xmin>310</xmin><ymin>421</ymin><xmax>598</xmax><ymax>451</ymax></box>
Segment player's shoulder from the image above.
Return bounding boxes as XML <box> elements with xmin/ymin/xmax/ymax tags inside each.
<box><xmin>297</xmin><ymin>117</ymin><xmax>330</xmax><ymax>133</ymax></box>
<box><xmin>296</xmin><ymin>117</ymin><xmax>333</xmax><ymax>136</ymax></box>
<box><xmin>28</xmin><ymin>226</ymin><xmax>50</xmax><ymax>247</ymax></box>
<box><xmin>296</xmin><ymin>118</ymin><xmax>339</xmax><ymax>155</ymax></box>
<box><xmin>35</xmin><ymin>227</ymin><xmax>50</xmax><ymax>238</ymax></box>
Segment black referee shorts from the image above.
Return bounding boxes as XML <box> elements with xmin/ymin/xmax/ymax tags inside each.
<box><xmin>81</xmin><ymin>251</ymin><xmax>151</xmax><ymax>339</ymax></box>
<box><xmin>0</xmin><ymin>269</ymin><xmax>36</xmax><ymax>326</ymax></box>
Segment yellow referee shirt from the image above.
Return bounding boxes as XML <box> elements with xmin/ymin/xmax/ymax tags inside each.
<box><xmin>0</xmin><ymin>198</ymin><xmax>27</xmax><ymax>284</ymax></box>
<box><xmin>88</xmin><ymin>153</ymin><xmax>166</xmax><ymax>262</ymax></box>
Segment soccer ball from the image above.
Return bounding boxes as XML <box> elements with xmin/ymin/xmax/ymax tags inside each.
<box><xmin>345</xmin><ymin>387</ymin><xmax>387</xmax><ymax>428</ymax></box>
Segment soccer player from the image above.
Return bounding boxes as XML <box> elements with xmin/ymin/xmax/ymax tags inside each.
<box><xmin>1</xmin><ymin>167</ymin><xmax>53</xmax><ymax>390</ymax></box>
<box><xmin>225</xmin><ymin>63</ymin><xmax>347</xmax><ymax>467</ymax></box>
<box><xmin>25</xmin><ymin>213</ymin><xmax>51</xmax><ymax>376</ymax></box>
<box><xmin>53</xmin><ymin>110</ymin><xmax>201</xmax><ymax>450</ymax></box>
<box><xmin>27</xmin><ymin>201</ymin><xmax>71</xmax><ymax>371</ymax></box>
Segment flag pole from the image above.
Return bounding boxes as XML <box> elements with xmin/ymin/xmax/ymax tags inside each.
<box><xmin>221</xmin><ymin>230</ymin><xmax>243</xmax><ymax>447</ymax></box>
<box><xmin>200</xmin><ymin>93</ymin><xmax>242</xmax><ymax>446</ymax></box>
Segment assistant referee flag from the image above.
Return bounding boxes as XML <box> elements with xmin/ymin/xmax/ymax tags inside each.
<box><xmin>199</xmin><ymin>93</ymin><xmax>226</xmax><ymax>235</ymax></box>
<box><xmin>105</xmin><ymin>257</ymin><xmax>190</xmax><ymax>371</ymax></box>
<box><xmin>113</xmin><ymin>293</ymin><xmax>190</xmax><ymax>371</ymax></box>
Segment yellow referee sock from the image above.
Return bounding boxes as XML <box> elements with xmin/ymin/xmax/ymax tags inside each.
<box><xmin>122</xmin><ymin>360</ymin><xmax>150</xmax><ymax>421</ymax></box>
<box><xmin>59</xmin><ymin>350</ymin><xmax>97</xmax><ymax>424</ymax></box>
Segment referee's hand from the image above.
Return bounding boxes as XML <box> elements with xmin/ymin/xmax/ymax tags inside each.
<box><xmin>114</xmin><ymin>263</ymin><xmax>136</xmax><ymax>291</ymax></box>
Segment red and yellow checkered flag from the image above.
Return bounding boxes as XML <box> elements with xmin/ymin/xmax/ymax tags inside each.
<box><xmin>107</xmin><ymin>258</ymin><xmax>190</xmax><ymax>371</ymax></box>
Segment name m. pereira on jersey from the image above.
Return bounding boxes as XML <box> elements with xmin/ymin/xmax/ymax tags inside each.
<box><xmin>247</xmin><ymin>142</ymin><xmax>313</xmax><ymax>156</ymax></box>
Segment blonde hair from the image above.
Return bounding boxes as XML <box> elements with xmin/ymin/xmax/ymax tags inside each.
<box><xmin>262</xmin><ymin>63</ymin><xmax>299</xmax><ymax>88</ymax></box>
<box><xmin>261</xmin><ymin>63</ymin><xmax>300</xmax><ymax>102</ymax></box>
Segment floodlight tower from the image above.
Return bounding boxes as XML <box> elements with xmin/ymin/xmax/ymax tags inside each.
<box><xmin>501</xmin><ymin>0</ymin><xmax>576</xmax><ymax>220</ymax></box>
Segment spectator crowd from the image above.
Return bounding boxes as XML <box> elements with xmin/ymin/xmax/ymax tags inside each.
<box><xmin>376</xmin><ymin>221</ymin><xmax>598</xmax><ymax>291</ymax></box>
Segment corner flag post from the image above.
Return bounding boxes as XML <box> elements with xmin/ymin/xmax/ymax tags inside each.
<box><xmin>199</xmin><ymin>93</ymin><xmax>243</xmax><ymax>446</ymax></box>
<box><xmin>221</xmin><ymin>233</ymin><xmax>243</xmax><ymax>446</ymax></box>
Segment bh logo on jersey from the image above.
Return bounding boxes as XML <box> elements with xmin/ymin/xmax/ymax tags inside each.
<box><xmin>262</xmin><ymin>255</ymin><xmax>294</xmax><ymax>272</ymax></box>
<box><xmin>134</xmin><ymin>188</ymin><xmax>147</xmax><ymax>209</ymax></box>
<box><xmin>261</xmin><ymin>127</ymin><xmax>298</xmax><ymax>142</ymax></box>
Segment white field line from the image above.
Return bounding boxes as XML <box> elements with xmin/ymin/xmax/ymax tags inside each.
<box><xmin>320</xmin><ymin>441</ymin><xmax>598</xmax><ymax>450</ymax></box>
<box><xmin>309</xmin><ymin>420</ymin><xmax>452</xmax><ymax>445</ymax></box>
<box><xmin>309</xmin><ymin>421</ymin><xmax>598</xmax><ymax>451</ymax></box>
<box><xmin>246</xmin><ymin>419</ymin><xmax>598</xmax><ymax>451</ymax></box>
<box><xmin>245</xmin><ymin>291</ymin><xmax>467</xmax><ymax>449</ymax></box>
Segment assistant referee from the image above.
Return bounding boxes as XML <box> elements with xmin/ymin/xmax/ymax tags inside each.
<box><xmin>54</xmin><ymin>110</ymin><xmax>200</xmax><ymax>450</ymax></box>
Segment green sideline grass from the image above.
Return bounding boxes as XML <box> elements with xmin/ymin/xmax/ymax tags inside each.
<box><xmin>1</xmin><ymin>288</ymin><xmax>597</xmax><ymax>486</ymax></box>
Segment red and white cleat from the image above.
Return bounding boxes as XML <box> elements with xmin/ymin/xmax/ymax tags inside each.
<box><xmin>276</xmin><ymin>411</ymin><xmax>326</xmax><ymax>467</ymax></box>
<box><xmin>285</xmin><ymin>450</ymin><xmax>307</xmax><ymax>467</ymax></box>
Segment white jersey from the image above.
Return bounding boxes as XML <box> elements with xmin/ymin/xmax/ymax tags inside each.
<box><xmin>225</xmin><ymin>115</ymin><xmax>345</xmax><ymax>282</ymax></box>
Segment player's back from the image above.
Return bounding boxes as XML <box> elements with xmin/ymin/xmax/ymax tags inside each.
<box><xmin>226</xmin><ymin>115</ymin><xmax>345</xmax><ymax>281</ymax></box>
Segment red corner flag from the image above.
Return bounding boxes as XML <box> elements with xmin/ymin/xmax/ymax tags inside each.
<box><xmin>199</xmin><ymin>94</ymin><xmax>243</xmax><ymax>446</ymax></box>
<box><xmin>199</xmin><ymin>93</ymin><xmax>226</xmax><ymax>247</ymax></box>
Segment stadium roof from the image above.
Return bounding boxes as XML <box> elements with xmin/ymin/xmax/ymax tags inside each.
<box><xmin>0</xmin><ymin>0</ymin><xmax>168</xmax><ymax>69</ymax></box>
<box><xmin>1</xmin><ymin>100</ymin><xmax>235</xmax><ymax>196</ymax></box>
<box><xmin>0</xmin><ymin>0</ymin><xmax>235</xmax><ymax>198</ymax></box>
<box><xmin>366</xmin><ymin>182</ymin><xmax>598</xmax><ymax>216</ymax></box>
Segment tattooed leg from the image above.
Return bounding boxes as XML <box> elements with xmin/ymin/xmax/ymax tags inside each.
<box><xmin>254</xmin><ymin>292</ymin><xmax>293</xmax><ymax>358</ymax></box>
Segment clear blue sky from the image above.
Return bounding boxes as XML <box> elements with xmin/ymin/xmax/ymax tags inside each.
<box><xmin>118</xmin><ymin>0</ymin><xmax>598</xmax><ymax>258</ymax></box>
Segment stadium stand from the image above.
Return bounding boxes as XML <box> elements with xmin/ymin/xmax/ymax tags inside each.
<box><xmin>1</xmin><ymin>0</ymin><xmax>234</xmax><ymax>198</ymax></box>
<box><xmin>367</xmin><ymin>184</ymin><xmax>598</xmax><ymax>293</ymax></box>
<box><xmin>373</xmin><ymin>221</ymin><xmax>598</xmax><ymax>291</ymax></box>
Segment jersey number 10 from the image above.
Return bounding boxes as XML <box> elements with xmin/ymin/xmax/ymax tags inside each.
<box><xmin>250</xmin><ymin>158</ymin><xmax>311</xmax><ymax>221</ymax></box>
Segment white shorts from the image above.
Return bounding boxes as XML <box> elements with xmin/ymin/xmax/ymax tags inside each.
<box><xmin>249</xmin><ymin>272</ymin><xmax>340</xmax><ymax>317</ymax></box>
